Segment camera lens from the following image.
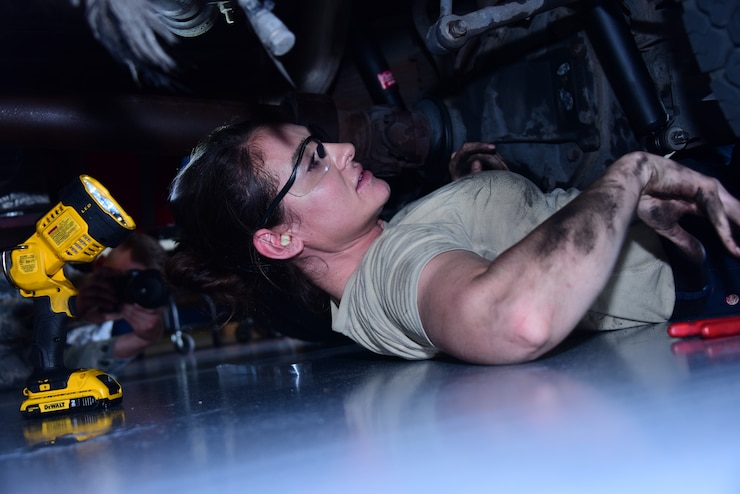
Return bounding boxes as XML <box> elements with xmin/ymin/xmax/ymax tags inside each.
<box><xmin>124</xmin><ymin>270</ymin><xmax>169</xmax><ymax>308</ymax></box>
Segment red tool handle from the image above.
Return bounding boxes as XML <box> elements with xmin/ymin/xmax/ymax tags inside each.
<box><xmin>668</xmin><ymin>315</ymin><xmax>740</xmax><ymax>339</ymax></box>
<box><xmin>701</xmin><ymin>317</ymin><xmax>740</xmax><ymax>339</ymax></box>
<box><xmin>668</xmin><ymin>320</ymin><xmax>703</xmax><ymax>338</ymax></box>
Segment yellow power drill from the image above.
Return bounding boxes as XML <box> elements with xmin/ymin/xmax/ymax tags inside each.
<box><xmin>2</xmin><ymin>175</ymin><xmax>136</xmax><ymax>417</ymax></box>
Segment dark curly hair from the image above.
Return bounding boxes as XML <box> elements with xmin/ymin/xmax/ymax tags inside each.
<box><xmin>165</xmin><ymin>121</ymin><xmax>325</xmax><ymax>320</ymax></box>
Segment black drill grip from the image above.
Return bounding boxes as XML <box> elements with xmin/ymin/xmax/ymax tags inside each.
<box><xmin>26</xmin><ymin>297</ymin><xmax>71</xmax><ymax>391</ymax></box>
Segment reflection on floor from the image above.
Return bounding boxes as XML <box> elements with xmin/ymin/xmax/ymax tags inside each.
<box><xmin>2</xmin><ymin>322</ymin><xmax>740</xmax><ymax>493</ymax></box>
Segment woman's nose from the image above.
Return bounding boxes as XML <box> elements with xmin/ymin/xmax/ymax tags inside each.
<box><xmin>326</xmin><ymin>142</ymin><xmax>355</xmax><ymax>171</ymax></box>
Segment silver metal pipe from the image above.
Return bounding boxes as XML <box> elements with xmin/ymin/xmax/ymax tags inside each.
<box><xmin>425</xmin><ymin>0</ymin><xmax>577</xmax><ymax>54</ymax></box>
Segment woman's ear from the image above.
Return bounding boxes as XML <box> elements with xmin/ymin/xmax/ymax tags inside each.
<box><xmin>253</xmin><ymin>229</ymin><xmax>302</xmax><ymax>259</ymax></box>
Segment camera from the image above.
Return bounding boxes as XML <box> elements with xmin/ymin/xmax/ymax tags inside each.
<box><xmin>108</xmin><ymin>269</ymin><xmax>170</xmax><ymax>309</ymax></box>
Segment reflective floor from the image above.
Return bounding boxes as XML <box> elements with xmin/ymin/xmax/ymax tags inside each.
<box><xmin>2</xmin><ymin>323</ymin><xmax>740</xmax><ymax>493</ymax></box>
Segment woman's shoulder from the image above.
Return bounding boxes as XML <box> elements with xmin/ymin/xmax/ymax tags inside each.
<box><xmin>389</xmin><ymin>170</ymin><xmax>541</xmax><ymax>225</ymax></box>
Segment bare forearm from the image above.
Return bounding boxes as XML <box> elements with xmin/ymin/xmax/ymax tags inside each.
<box><xmin>423</xmin><ymin>151</ymin><xmax>740</xmax><ymax>364</ymax></box>
<box><xmin>424</xmin><ymin>154</ymin><xmax>649</xmax><ymax>363</ymax></box>
<box><xmin>480</xmin><ymin>157</ymin><xmax>645</xmax><ymax>353</ymax></box>
<box><xmin>112</xmin><ymin>332</ymin><xmax>155</xmax><ymax>359</ymax></box>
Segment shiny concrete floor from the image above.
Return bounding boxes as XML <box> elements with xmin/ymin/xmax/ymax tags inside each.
<box><xmin>2</xmin><ymin>323</ymin><xmax>740</xmax><ymax>493</ymax></box>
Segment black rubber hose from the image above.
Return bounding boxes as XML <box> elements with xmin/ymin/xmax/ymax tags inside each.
<box><xmin>584</xmin><ymin>0</ymin><xmax>668</xmax><ymax>137</ymax></box>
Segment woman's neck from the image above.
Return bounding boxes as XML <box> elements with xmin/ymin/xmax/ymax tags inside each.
<box><xmin>301</xmin><ymin>220</ymin><xmax>385</xmax><ymax>302</ymax></box>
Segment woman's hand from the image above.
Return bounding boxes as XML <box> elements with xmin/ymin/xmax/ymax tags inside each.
<box><xmin>632</xmin><ymin>152</ymin><xmax>740</xmax><ymax>263</ymax></box>
<box><xmin>448</xmin><ymin>142</ymin><xmax>509</xmax><ymax>181</ymax></box>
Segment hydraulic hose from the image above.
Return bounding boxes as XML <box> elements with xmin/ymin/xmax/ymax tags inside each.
<box><xmin>584</xmin><ymin>0</ymin><xmax>668</xmax><ymax>138</ymax></box>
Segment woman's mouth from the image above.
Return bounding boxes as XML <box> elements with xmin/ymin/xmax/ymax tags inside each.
<box><xmin>357</xmin><ymin>168</ymin><xmax>368</xmax><ymax>190</ymax></box>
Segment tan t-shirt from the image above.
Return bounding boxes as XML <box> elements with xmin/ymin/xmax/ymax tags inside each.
<box><xmin>332</xmin><ymin>171</ymin><xmax>675</xmax><ymax>359</ymax></box>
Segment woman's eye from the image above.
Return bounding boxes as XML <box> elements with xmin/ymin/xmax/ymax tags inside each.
<box><xmin>306</xmin><ymin>154</ymin><xmax>319</xmax><ymax>172</ymax></box>
<box><xmin>301</xmin><ymin>139</ymin><xmax>324</xmax><ymax>175</ymax></box>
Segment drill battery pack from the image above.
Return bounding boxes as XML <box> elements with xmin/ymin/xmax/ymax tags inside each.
<box><xmin>21</xmin><ymin>369</ymin><xmax>123</xmax><ymax>417</ymax></box>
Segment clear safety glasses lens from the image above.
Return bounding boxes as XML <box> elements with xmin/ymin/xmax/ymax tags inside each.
<box><xmin>289</xmin><ymin>138</ymin><xmax>330</xmax><ymax>197</ymax></box>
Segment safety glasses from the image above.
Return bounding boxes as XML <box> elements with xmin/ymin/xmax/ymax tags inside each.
<box><xmin>258</xmin><ymin>135</ymin><xmax>329</xmax><ymax>228</ymax></box>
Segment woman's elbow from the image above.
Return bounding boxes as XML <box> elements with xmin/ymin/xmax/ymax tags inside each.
<box><xmin>503</xmin><ymin>318</ymin><xmax>557</xmax><ymax>362</ymax></box>
<box><xmin>454</xmin><ymin>310</ymin><xmax>559</xmax><ymax>365</ymax></box>
<box><xmin>424</xmin><ymin>280</ymin><xmax>564</xmax><ymax>365</ymax></box>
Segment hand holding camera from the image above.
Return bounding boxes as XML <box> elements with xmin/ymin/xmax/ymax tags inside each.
<box><xmin>74</xmin><ymin>267</ymin><xmax>169</xmax><ymax>322</ymax></box>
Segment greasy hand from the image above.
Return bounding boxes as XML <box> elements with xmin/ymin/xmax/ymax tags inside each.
<box><xmin>449</xmin><ymin>142</ymin><xmax>509</xmax><ymax>181</ymax></box>
<box><xmin>634</xmin><ymin>152</ymin><xmax>740</xmax><ymax>262</ymax></box>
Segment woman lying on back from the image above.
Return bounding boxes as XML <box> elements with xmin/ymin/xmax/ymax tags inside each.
<box><xmin>166</xmin><ymin>121</ymin><xmax>740</xmax><ymax>364</ymax></box>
